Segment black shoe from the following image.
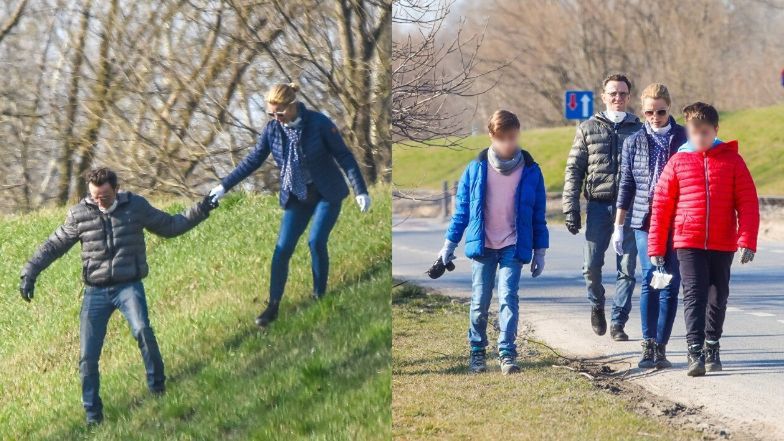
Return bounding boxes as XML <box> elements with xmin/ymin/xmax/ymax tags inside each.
<box><xmin>654</xmin><ymin>343</ymin><xmax>672</xmax><ymax>369</ymax></box>
<box><xmin>686</xmin><ymin>344</ymin><xmax>706</xmax><ymax>377</ymax></box>
<box><xmin>638</xmin><ymin>339</ymin><xmax>655</xmax><ymax>368</ymax></box>
<box><xmin>86</xmin><ymin>414</ymin><xmax>103</xmax><ymax>428</ymax></box>
<box><xmin>255</xmin><ymin>300</ymin><xmax>280</xmax><ymax>328</ymax></box>
<box><xmin>704</xmin><ymin>341</ymin><xmax>722</xmax><ymax>372</ymax></box>
<box><xmin>150</xmin><ymin>387</ymin><xmax>166</xmax><ymax>397</ymax></box>
<box><xmin>591</xmin><ymin>307</ymin><xmax>607</xmax><ymax>336</ymax></box>
<box><xmin>610</xmin><ymin>324</ymin><xmax>628</xmax><ymax>341</ymax></box>
<box><xmin>469</xmin><ymin>349</ymin><xmax>487</xmax><ymax>373</ymax></box>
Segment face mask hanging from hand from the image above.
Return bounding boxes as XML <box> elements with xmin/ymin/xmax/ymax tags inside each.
<box><xmin>650</xmin><ymin>267</ymin><xmax>673</xmax><ymax>290</ymax></box>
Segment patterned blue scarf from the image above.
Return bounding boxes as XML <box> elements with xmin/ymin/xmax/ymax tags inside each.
<box><xmin>645</xmin><ymin>122</ymin><xmax>671</xmax><ymax>197</ymax></box>
<box><xmin>278</xmin><ymin>120</ymin><xmax>308</xmax><ymax>202</ymax></box>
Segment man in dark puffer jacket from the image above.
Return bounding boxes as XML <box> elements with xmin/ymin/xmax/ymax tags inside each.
<box><xmin>19</xmin><ymin>168</ymin><xmax>217</xmax><ymax>426</ymax></box>
<box><xmin>562</xmin><ymin>73</ymin><xmax>642</xmax><ymax>341</ymax></box>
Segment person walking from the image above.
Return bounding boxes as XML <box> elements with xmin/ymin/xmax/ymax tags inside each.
<box><xmin>208</xmin><ymin>83</ymin><xmax>371</xmax><ymax>328</ymax></box>
<box><xmin>613</xmin><ymin>83</ymin><xmax>687</xmax><ymax>369</ymax></box>
<box><xmin>562</xmin><ymin>73</ymin><xmax>642</xmax><ymax>340</ymax></box>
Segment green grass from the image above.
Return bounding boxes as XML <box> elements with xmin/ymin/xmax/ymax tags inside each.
<box><xmin>0</xmin><ymin>187</ymin><xmax>391</xmax><ymax>440</ymax></box>
<box><xmin>392</xmin><ymin>283</ymin><xmax>702</xmax><ymax>441</ymax></box>
<box><xmin>393</xmin><ymin>103</ymin><xmax>784</xmax><ymax>195</ymax></box>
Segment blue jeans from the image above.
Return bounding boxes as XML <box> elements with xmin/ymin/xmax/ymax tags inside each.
<box><xmin>583</xmin><ymin>200</ymin><xmax>637</xmax><ymax>326</ymax></box>
<box><xmin>270</xmin><ymin>187</ymin><xmax>342</xmax><ymax>301</ymax></box>
<box><xmin>635</xmin><ymin>230</ymin><xmax>680</xmax><ymax>345</ymax></box>
<box><xmin>80</xmin><ymin>281</ymin><xmax>164</xmax><ymax>420</ymax></box>
<box><xmin>468</xmin><ymin>246</ymin><xmax>523</xmax><ymax>356</ymax></box>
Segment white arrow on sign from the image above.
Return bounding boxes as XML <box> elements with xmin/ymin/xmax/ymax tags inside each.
<box><xmin>580</xmin><ymin>94</ymin><xmax>591</xmax><ymax>118</ymax></box>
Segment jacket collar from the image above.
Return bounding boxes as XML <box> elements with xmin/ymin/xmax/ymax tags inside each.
<box><xmin>477</xmin><ymin>147</ymin><xmax>535</xmax><ymax>167</ymax></box>
<box><xmin>678</xmin><ymin>139</ymin><xmax>737</xmax><ymax>154</ymax></box>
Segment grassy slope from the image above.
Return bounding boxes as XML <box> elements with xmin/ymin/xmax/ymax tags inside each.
<box><xmin>393</xmin><ymin>103</ymin><xmax>784</xmax><ymax>195</ymax></box>
<box><xmin>392</xmin><ymin>284</ymin><xmax>702</xmax><ymax>441</ymax></box>
<box><xmin>0</xmin><ymin>187</ymin><xmax>391</xmax><ymax>440</ymax></box>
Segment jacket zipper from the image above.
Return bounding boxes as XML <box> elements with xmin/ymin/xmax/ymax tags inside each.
<box><xmin>703</xmin><ymin>152</ymin><xmax>710</xmax><ymax>249</ymax></box>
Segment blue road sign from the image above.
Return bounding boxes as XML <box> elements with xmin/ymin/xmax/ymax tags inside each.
<box><xmin>564</xmin><ymin>90</ymin><xmax>594</xmax><ymax>120</ymax></box>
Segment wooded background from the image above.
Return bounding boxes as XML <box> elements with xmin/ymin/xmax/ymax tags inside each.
<box><xmin>393</xmin><ymin>0</ymin><xmax>784</xmax><ymax>142</ymax></box>
<box><xmin>0</xmin><ymin>0</ymin><xmax>391</xmax><ymax>213</ymax></box>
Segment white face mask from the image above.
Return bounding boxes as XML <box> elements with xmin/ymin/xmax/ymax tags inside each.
<box><xmin>650</xmin><ymin>123</ymin><xmax>671</xmax><ymax>134</ymax></box>
<box><xmin>604</xmin><ymin>110</ymin><xmax>626</xmax><ymax>123</ymax></box>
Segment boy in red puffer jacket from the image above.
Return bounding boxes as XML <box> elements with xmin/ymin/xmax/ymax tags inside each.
<box><xmin>648</xmin><ymin>102</ymin><xmax>759</xmax><ymax>377</ymax></box>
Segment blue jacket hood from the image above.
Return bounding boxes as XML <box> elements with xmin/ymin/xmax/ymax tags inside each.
<box><xmin>678</xmin><ymin>137</ymin><xmax>723</xmax><ymax>152</ymax></box>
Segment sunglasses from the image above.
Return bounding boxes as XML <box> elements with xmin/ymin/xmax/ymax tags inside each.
<box><xmin>643</xmin><ymin>109</ymin><xmax>668</xmax><ymax>117</ymax></box>
<box><xmin>267</xmin><ymin>102</ymin><xmax>295</xmax><ymax>118</ymax></box>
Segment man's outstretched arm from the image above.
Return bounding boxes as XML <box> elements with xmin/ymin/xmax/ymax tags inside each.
<box><xmin>20</xmin><ymin>209</ymin><xmax>80</xmax><ymax>302</ymax></box>
<box><xmin>139</xmin><ymin>195</ymin><xmax>215</xmax><ymax>238</ymax></box>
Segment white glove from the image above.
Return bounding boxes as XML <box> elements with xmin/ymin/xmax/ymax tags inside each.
<box><xmin>209</xmin><ymin>184</ymin><xmax>226</xmax><ymax>204</ymax></box>
<box><xmin>531</xmin><ymin>248</ymin><xmax>546</xmax><ymax>278</ymax></box>
<box><xmin>439</xmin><ymin>240</ymin><xmax>458</xmax><ymax>264</ymax></box>
<box><xmin>611</xmin><ymin>224</ymin><xmax>624</xmax><ymax>256</ymax></box>
<box><xmin>356</xmin><ymin>194</ymin><xmax>371</xmax><ymax>212</ymax></box>
<box><xmin>739</xmin><ymin>247</ymin><xmax>755</xmax><ymax>264</ymax></box>
<box><xmin>650</xmin><ymin>255</ymin><xmax>665</xmax><ymax>267</ymax></box>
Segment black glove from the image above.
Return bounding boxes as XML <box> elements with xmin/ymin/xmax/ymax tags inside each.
<box><xmin>20</xmin><ymin>274</ymin><xmax>36</xmax><ymax>302</ymax></box>
<box><xmin>564</xmin><ymin>211</ymin><xmax>581</xmax><ymax>235</ymax></box>
<box><xmin>198</xmin><ymin>194</ymin><xmax>219</xmax><ymax>213</ymax></box>
<box><xmin>426</xmin><ymin>257</ymin><xmax>456</xmax><ymax>279</ymax></box>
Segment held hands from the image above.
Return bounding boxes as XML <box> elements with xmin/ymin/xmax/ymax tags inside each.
<box><xmin>565</xmin><ymin>211</ymin><xmax>581</xmax><ymax>235</ymax></box>
<box><xmin>19</xmin><ymin>274</ymin><xmax>36</xmax><ymax>302</ymax></box>
<box><xmin>611</xmin><ymin>224</ymin><xmax>624</xmax><ymax>256</ymax></box>
<box><xmin>356</xmin><ymin>194</ymin><xmax>371</xmax><ymax>212</ymax></box>
<box><xmin>739</xmin><ymin>247</ymin><xmax>755</xmax><ymax>264</ymax></box>
<box><xmin>650</xmin><ymin>256</ymin><xmax>665</xmax><ymax>267</ymax></box>
<box><xmin>198</xmin><ymin>194</ymin><xmax>219</xmax><ymax>213</ymax></box>
<box><xmin>209</xmin><ymin>184</ymin><xmax>226</xmax><ymax>205</ymax></box>
<box><xmin>530</xmin><ymin>249</ymin><xmax>546</xmax><ymax>278</ymax></box>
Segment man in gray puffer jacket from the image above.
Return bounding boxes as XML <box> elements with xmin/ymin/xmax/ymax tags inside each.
<box><xmin>562</xmin><ymin>74</ymin><xmax>642</xmax><ymax>341</ymax></box>
<box><xmin>19</xmin><ymin>168</ymin><xmax>217</xmax><ymax>426</ymax></box>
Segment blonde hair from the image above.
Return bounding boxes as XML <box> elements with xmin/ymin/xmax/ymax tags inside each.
<box><xmin>640</xmin><ymin>83</ymin><xmax>671</xmax><ymax>106</ymax></box>
<box><xmin>266</xmin><ymin>83</ymin><xmax>300</xmax><ymax>105</ymax></box>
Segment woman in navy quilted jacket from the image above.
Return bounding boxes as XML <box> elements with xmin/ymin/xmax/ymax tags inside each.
<box><xmin>612</xmin><ymin>83</ymin><xmax>687</xmax><ymax>370</ymax></box>
<box><xmin>209</xmin><ymin>83</ymin><xmax>370</xmax><ymax>328</ymax></box>
<box><xmin>438</xmin><ymin>110</ymin><xmax>549</xmax><ymax>375</ymax></box>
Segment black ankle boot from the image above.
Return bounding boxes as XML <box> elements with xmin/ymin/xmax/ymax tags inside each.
<box><xmin>686</xmin><ymin>343</ymin><xmax>706</xmax><ymax>377</ymax></box>
<box><xmin>610</xmin><ymin>324</ymin><xmax>628</xmax><ymax>341</ymax></box>
<box><xmin>654</xmin><ymin>342</ymin><xmax>672</xmax><ymax>369</ymax></box>
<box><xmin>255</xmin><ymin>300</ymin><xmax>280</xmax><ymax>328</ymax></box>
<box><xmin>591</xmin><ymin>307</ymin><xmax>607</xmax><ymax>336</ymax></box>
<box><xmin>638</xmin><ymin>339</ymin><xmax>655</xmax><ymax>368</ymax></box>
<box><xmin>704</xmin><ymin>341</ymin><xmax>722</xmax><ymax>372</ymax></box>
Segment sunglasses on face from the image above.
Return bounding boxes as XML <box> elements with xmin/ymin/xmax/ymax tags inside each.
<box><xmin>605</xmin><ymin>91</ymin><xmax>629</xmax><ymax>98</ymax></box>
<box><xmin>267</xmin><ymin>102</ymin><xmax>295</xmax><ymax>118</ymax></box>
<box><xmin>644</xmin><ymin>109</ymin><xmax>668</xmax><ymax>117</ymax></box>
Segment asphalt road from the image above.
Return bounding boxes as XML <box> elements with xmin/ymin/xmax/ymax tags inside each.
<box><xmin>393</xmin><ymin>216</ymin><xmax>784</xmax><ymax>440</ymax></box>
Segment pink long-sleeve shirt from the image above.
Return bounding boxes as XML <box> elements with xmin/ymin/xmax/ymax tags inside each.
<box><xmin>484</xmin><ymin>165</ymin><xmax>523</xmax><ymax>249</ymax></box>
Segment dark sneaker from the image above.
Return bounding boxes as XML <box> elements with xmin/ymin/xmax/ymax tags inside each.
<box><xmin>686</xmin><ymin>344</ymin><xmax>706</xmax><ymax>377</ymax></box>
<box><xmin>86</xmin><ymin>414</ymin><xmax>103</xmax><ymax>428</ymax></box>
<box><xmin>255</xmin><ymin>300</ymin><xmax>280</xmax><ymax>328</ymax></box>
<box><xmin>654</xmin><ymin>343</ymin><xmax>672</xmax><ymax>369</ymax></box>
<box><xmin>591</xmin><ymin>306</ymin><xmax>607</xmax><ymax>336</ymax></box>
<box><xmin>499</xmin><ymin>352</ymin><xmax>520</xmax><ymax>375</ymax></box>
<box><xmin>469</xmin><ymin>350</ymin><xmax>487</xmax><ymax>373</ymax></box>
<box><xmin>638</xmin><ymin>339</ymin><xmax>655</xmax><ymax>368</ymax></box>
<box><xmin>704</xmin><ymin>341</ymin><xmax>722</xmax><ymax>372</ymax></box>
<box><xmin>610</xmin><ymin>324</ymin><xmax>629</xmax><ymax>341</ymax></box>
<box><xmin>150</xmin><ymin>387</ymin><xmax>166</xmax><ymax>397</ymax></box>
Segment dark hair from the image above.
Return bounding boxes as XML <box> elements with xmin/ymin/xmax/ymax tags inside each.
<box><xmin>602</xmin><ymin>73</ymin><xmax>632</xmax><ymax>92</ymax></box>
<box><xmin>682</xmin><ymin>102</ymin><xmax>719</xmax><ymax>127</ymax></box>
<box><xmin>85</xmin><ymin>167</ymin><xmax>118</xmax><ymax>189</ymax></box>
<box><xmin>487</xmin><ymin>110</ymin><xmax>521</xmax><ymax>136</ymax></box>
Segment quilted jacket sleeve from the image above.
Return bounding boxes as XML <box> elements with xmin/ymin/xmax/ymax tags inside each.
<box><xmin>733</xmin><ymin>156</ymin><xmax>760</xmax><ymax>252</ymax></box>
<box><xmin>532</xmin><ymin>169</ymin><xmax>549</xmax><ymax>249</ymax></box>
<box><xmin>22</xmin><ymin>208</ymin><xmax>80</xmax><ymax>278</ymax></box>
<box><xmin>445</xmin><ymin>164</ymin><xmax>472</xmax><ymax>244</ymax></box>
<box><xmin>648</xmin><ymin>157</ymin><xmax>679</xmax><ymax>256</ymax></box>
<box><xmin>616</xmin><ymin>135</ymin><xmax>636</xmax><ymax>211</ymax></box>
<box><xmin>562</xmin><ymin>125</ymin><xmax>588</xmax><ymax>214</ymax></box>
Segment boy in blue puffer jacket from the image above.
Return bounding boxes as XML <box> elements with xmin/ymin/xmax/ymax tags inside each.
<box><xmin>438</xmin><ymin>110</ymin><xmax>549</xmax><ymax>374</ymax></box>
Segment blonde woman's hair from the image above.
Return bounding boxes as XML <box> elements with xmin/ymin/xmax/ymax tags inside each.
<box><xmin>640</xmin><ymin>83</ymin><xmax>671</xmax><ymax>106</ymax></box>
<box><xmin>266</xmin><ymin>83</ymin><xmax>300</xmax><ymax>105</ymax></box>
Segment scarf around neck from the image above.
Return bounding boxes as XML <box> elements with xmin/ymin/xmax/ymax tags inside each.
<box><xmin>488</xmin><ymin>147</ymin><xmax>523</xmax><ymax>175</ymax></box>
